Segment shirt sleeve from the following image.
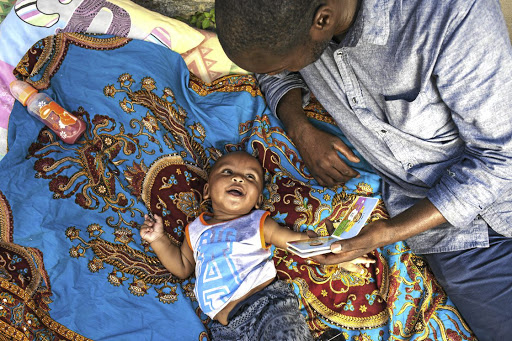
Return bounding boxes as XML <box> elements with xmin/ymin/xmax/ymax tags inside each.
<box><xmin>427</xmin><ymin>0</ymin><xmax>512</xmax><ymax>226</ymax></box>
<box><xmin>255</xmin><ymin>71</ymin><xmax>311</xmax><ymax>116</ymax></box>
<box><xmin>185</xmin><ymin>223</ymin><xmax>193</xmax><ymax>250</ymax></box>
<box><xmin>258</xmin><ymin>210</ymin><xmax>271</xmax><ymax>249</ymax></box>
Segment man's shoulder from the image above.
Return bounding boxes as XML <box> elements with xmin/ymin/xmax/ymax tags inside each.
<box><xmin>387</xmin><ymin>0</ymin><xmax>475</xmax><ymax>25</ymax></box>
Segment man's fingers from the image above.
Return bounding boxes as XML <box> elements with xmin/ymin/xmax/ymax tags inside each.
<box><xmin>314</xmin><ymin>172</ymin><xmax>337</xmax><ymax>187</ymax></box>
<box><xmin>315</xmin><ymin>161</ymin><xmax>359</xmax><ymax>187</ymax></box>
<box><xmin>324</xmin><ymin>220</ymin><xmax>336</xmax><ymax>235</ymax></box>
<box><xmin>306</xmin><ymin>229</ymin><xmax>318</xmax><ymax>238</ymax></box>
<box><xmin>331</xmin><ymin>164</ymin><xmax>360</xmax><ymax>181</ymax></box>
<box><xmin>313</xmin><ymin>167</ymin><xmax>350</xmax><ymax>187</ymax></box>
<box><xmin>332</xmin><ymin>141</ymin><xmax>360</xmax><ymax>163</ymax></box>
<box><xmin>331</xmin><ymin>142</ymin><xmax>361</xmax><ymax>179</ymax></box>
<box><xmin>330</xmin><ymin>241</ymin><xmax>342</xmax><ymax>253</ymax></box>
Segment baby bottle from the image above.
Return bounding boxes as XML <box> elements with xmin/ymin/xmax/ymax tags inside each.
<box><xmin>9</xmin><ymin>80</ymin><xmax>86</xmax><ymax>144</ymax></box>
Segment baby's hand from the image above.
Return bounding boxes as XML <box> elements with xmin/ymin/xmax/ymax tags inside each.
<box><xmin>140</xmin><ymin>214</ymin><xmax>166</xmax><ymax>244</ymax></box>
<box><xmin>338</xmin><ymin>255</ymin><xmax>375</xmax><ymax>274</ymax></box>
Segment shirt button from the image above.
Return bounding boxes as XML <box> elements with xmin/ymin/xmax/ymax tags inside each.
<box><xmin>380</xmin><ymin>129</ymin><xmax>387</xmax><ymax>133</ymax></box>
<box><xmin>407</xmin><ymin>163</ymin><xmax>413</xmax><ymax>169</ymax></box>
<box><xmin>352</xmin><ymin>97</ymin><xmax>357</xmax><ymax>104</ymax></box>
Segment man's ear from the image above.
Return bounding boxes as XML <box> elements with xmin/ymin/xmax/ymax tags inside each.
<box><xmin>203</xmin><ymin>183</ymin><xmax>210</xmax><ymax>200</ymax></box>
<box><xmin>255</xmin><ymin>194</ymin><xmax>264</xmax><ymax>209</ymax></box>
<box><xmin>310</xmin><ymin>5</ymin><xmax>336</xmax><ymax>41</ymax></box>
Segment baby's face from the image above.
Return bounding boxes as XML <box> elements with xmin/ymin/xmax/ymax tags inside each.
<box><xmin>205</xmin><ymin>152</ymin><xmax>264</xmax><ymax>217</ymax></box>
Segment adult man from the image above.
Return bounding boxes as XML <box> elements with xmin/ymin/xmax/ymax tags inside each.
<box><xmin>215</xmin><ymin>0</ymin><xmax>512</xmax><ymax>339</ymax></box>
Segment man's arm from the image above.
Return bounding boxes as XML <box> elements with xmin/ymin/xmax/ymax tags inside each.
<box><xmin>263</xmin><ymin>215</ymin><xmax>375</xmax><ymax>271</ymax></box>
<box><xmin>424</xmin><ymin>0</ymin><xmax>512</xmax><ymax>228</ymax></box>
<box><xmin>256</xmin><ymin>72</ymin><xmax>361</xmax><ymax>187</ymax></box>
<box><xmin>313</xmin><ymin>198</ymin><xmax>447</xmax><ymax>264</ymax></box>
<box><xmin>276</xmin><ymin>88</ymin><xmax>361</xmax><ymax>187</ymax></box>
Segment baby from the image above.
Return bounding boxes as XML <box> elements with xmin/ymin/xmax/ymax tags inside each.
<box><xmin>140</xmin><ymin>151</ymin><xmax>371</xmax><ymax>340</ymax></box>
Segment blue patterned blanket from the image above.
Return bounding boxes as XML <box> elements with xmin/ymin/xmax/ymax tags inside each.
<box><xmin>0</xmin><ymin>33</ymin><xmax>474</xmax><ymax>340</ymax></box>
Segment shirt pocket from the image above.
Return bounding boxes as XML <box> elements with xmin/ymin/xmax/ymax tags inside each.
<box><xmin>380</xmin><ymin>90</ymin><xmax>461</xmax><ymax>185</ymax></box>
<box><xmin>382</xmin><ymin>90</ymin><xmax>454</xmax><ymax>141</ymax></box>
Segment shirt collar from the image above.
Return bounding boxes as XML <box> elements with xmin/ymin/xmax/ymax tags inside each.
<box><xmin>346</xmin><ymin>0</ymin><xmax>390</xmax><ymax>46</ymax></box>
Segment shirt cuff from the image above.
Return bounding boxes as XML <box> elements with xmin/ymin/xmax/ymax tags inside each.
<box><xmin>427</xmin><ymin>173</ymin><xmax>482</xmax><ymax>227</ymax></box>
<box><xmin>255</xmin><ymin>72</ymin><xmax>309</xmax><ymax>117</ymax></box>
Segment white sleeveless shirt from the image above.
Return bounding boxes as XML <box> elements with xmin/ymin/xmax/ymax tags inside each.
<box><xmin>185</xmin><ymin>210</ymin><xmax>277</xmax><ymax>319</ymax></box>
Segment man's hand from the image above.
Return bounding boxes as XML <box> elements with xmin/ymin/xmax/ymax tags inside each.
<box><xmin>312</xmin><ymin>198</ymin><xmax>448</xmax><ymax>265</ymax></box>
<box><xmin>308</xmin><ymin>220</ymin><xmax>376</xmax><ymax>272</ymax></box>
<box><xmin>291</xmin><ymin>122</ymin><xmax>360</xmax><ymax>187</ymax></box>
<box><xmin>276</xmin><ymin>88</ymin><xmax>360</xmax><ymax>187</ymax></box>
<box><xmin>312</xmin><ymin>219</ymin><xmax>389</xmax><ymax>265</ymax></box>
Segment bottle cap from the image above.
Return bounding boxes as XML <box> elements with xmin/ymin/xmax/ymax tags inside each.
<box><xmin>9</xmin><ymin>80</ymin><xmax>38</xmax><ymax>106</ymax></box>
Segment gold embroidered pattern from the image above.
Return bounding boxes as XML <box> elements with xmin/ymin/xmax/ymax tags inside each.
<box><xmin>189</xmin><ymin>73</ymin><xmax>262</xmax><ymax>97</ymax></box>
<box><xmin>15</xmin><ymin>33</ymin><xmax>130</xmax><ymax>91</ymax></box>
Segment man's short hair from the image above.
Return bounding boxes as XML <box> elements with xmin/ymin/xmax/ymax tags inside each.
<box><xmin>215</xmin><ymin>0</ymin><xmax>322</xmax><ymax>58</ymax></box>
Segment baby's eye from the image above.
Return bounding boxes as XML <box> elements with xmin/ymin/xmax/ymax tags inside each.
<box><xmin>221</xmin><ymin>168</ymin><xmax>233</xmax><ymax>174</ymax></box>
<box><xmin>246</xmin><ymin>174</ymin><xmax>255</xmax><ymax>180</ymax></box>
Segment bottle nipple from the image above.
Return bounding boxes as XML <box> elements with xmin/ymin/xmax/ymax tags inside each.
<box><xmin>9</xmin><ymin>80</ymin><xmax>38</xmax><ymax>106</ymax></box>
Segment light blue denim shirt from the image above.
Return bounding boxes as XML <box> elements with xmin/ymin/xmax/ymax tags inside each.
<box><xmin>257</xmin><ymin>0</ymin><xmax>512</xmax><ymax>254</ymax></box>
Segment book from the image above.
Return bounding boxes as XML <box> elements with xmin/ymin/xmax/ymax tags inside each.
<box><xmin>286</xmin><ymin>196</ymin><xmax>379</xmax><ymax>258</ymax></box>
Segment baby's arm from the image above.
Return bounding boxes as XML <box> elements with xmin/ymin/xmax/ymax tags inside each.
<box><xmin>140</xmin><ymin>214</ymin><xmax>195</xmax><ymax>279</ymax></box>
<box><xmin>263</xmin><ymin>216</ymin><xmax>374</xmax><ymax>273</ymax></box>
<box><xmin>262</xmin><ymin>215</ymin><xmax>311</xmax><ymax>249</ymax></box>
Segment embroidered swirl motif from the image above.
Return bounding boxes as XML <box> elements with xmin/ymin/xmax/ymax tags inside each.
<box><xmin>9</xmin><ymin>33</ymin><xmax>471</xmax><ymax>339</ymax></box>
<box><xmin>0</xmin><ymin>191</ymin><xmax>85</xmax><ymax>341</ymax></box>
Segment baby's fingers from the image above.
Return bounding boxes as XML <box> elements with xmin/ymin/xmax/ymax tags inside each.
<box><xmin>153</xmin><ymin>214</ymin><xmax>163</xmax><ymax>224</ymax></box>
<box><xmin>350</xmin><ymin>256</ymin><xmax>376</xmax><ymax>265</ymax></box>
<box><xmin>339</xmin><ymin>262</ymin><xmax>365</xmax><ymax>274</ymax></box>
<box><xmin>143</xmin><ymin>214</ymin><xmax>155</xmax><ymax>225</ymax></box>
<box><xmin>140</xmin><ymin>226</ymin><xmax>154</xmax><ymax>239</ymax></box>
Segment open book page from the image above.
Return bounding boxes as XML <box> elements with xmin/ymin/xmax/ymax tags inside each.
<box><xmin>286</xmin><ymin>196</ymin><xmax>379</xmax><ymax>258</ymax></box>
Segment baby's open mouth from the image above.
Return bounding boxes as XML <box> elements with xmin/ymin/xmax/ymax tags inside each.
<box><xmin>227</xmin><ymin>189</ymin><xmax>243</xmax><ymax>196</ymax></box>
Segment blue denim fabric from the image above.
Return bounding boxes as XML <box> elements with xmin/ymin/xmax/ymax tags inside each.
<box><xmin>257</xmin><ymin>0</ymin><xmax>512</xmax><ymax>254</ymax></box>
<box><xmin>424</xmin><ymin>227</ymin><xmax>512</xmax><ymax>341</ymax></box>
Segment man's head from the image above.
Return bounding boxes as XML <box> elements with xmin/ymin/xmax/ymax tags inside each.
<box><xmin>204</xmin><ymin>151</ymin><xmax>265</xmax><ymax>216</ymax></box>
<box><xmin>215</xmin><ymin>0</ymin><xmax>328</xmax><ymax>74</ymax></box>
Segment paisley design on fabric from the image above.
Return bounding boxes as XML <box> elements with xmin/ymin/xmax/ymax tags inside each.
<box><xmin>189</xmin><ymin>72</ymin><xmax>262</xmax><ymax>97</ymax></box>
<box><xmin>0</xmin><ymin>191</ymin><xmax>89</xmax><ymax>340</ymax></box>
<box><xmin>0</xmin><ymin>191</ymin><xmax>13</xmax><ymax>243</ymax></box>
<box><xmin>15</xmin><ymin>33</ymin><xmax>131</xmax><ymax>90</ymax></box>
<box><xmin>0</xmin><ymin>33</ymin><xmax>475</xmax><ymax>340</ymax></box>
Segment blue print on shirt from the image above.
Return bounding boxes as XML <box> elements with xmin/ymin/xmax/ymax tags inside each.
<box><xmin>195</xmin><ymin>227</ymin><xmax>241</xmax><ymax>313</ymax></box>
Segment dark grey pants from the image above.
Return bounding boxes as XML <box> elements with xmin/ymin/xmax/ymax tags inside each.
<box><xmin>209</xmin><ymin>279</ymin><xmax>313</xmax><ymax>341</ymax></box>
